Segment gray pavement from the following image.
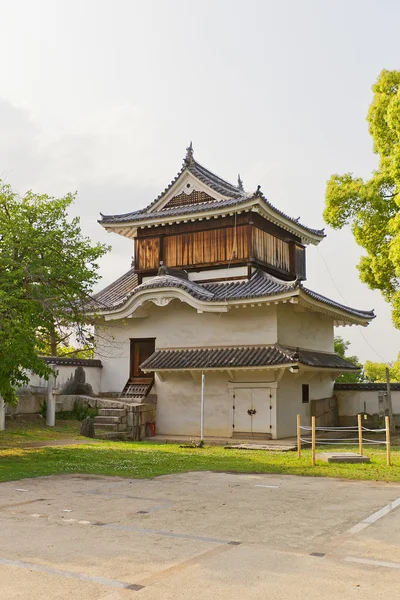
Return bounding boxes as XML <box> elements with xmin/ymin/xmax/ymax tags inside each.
<box><xmin>0</xmin><ymin>471</ymin><xmax>400</xmax><ymax>599</ymax></box>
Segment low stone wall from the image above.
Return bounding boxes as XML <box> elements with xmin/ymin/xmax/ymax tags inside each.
<box><xmin>127</xmin><ymin>403</ymin><xmax>157</xmax><ymax>441</ymax></box>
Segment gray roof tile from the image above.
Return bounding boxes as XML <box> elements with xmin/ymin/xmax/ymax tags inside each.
<box><xmin>140</xmin><ymin>345</ymin><xmax>359</xmax><ymax>371</ymax></box>
<box><xmin>99</xmin><ymin>157</ymin><xmax>324</xmax><ymax>239</ymax></box>
<box><xmin>89</xmin><ymin>268</ymin><xmax>375</xmax><ymax>321</ymax></box>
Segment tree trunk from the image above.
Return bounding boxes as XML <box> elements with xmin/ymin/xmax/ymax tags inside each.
<box><xmin>50</xmin><ymin>329</ymin><xmax>58</xmax><ymax>356</ymax></box>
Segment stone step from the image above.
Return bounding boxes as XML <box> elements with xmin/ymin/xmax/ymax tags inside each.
<box><xmin>94</xmin><ymin>423</ymin><xmax>127</xmax><ymax>432</ymax></box>
<box><xmin>95</xmin><ymin>431</ymin><xmax>128</xmax><ymax>441</ymax></box>
<box><xmin>98</xmin><ymin>408</ymin><xmax>126</xmax><ymax>417</ymax></box>
<box><xmin>94</xmin><ymin>416</ymin><xmax>126</xmax><ymax>425</ymax></box>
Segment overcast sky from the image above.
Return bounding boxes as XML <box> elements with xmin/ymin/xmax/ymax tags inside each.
<box><xmin>1</xmin><ymin>0</ymin><xmax>399</xmax><ymax>362</ymax></box>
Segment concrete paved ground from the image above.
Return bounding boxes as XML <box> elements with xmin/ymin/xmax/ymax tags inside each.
<box><xmin>0</xmin><ymin>471</ymin><xmax>400</xmax><ymax>599</ymax></box>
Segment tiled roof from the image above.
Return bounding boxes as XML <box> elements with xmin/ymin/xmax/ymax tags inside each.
<box><xmin>41</xmin><ymin>356</ymin><xmax>102</xmax><ymax>367</ymax></box>
<box><xmin>99</xmin><ymin>152</ymin><xmax>324</xmax><ymax>240</ymax></box>
<box><xmin>334</xmin><ymin>382</ymin><xmax>400</xmax><ymax>391</ymax></box>
<box><xmin>203</xmin><ymin>270</ymin><xmax>297</xmax><ymax>299</ymax></box>
<box><xmin>301</xmin><ymin>287</ymin><xmax>374</xmax><ymax>320</ymax></box>
<box><xmin>90</xmin><ymin>268</ymin><xmax>139</xmax><ymax>310</ymax></box>
<box><xmin>88</xmin><ymin>268</ymin><xmax>375</xmax><ymax>322</ymax></box>
<box><xmin>100</xmin><ymin>192</ymin><xmax>324</xmax><ymax>239</ymax></box>
<box><xmin>140</xmin><ymin>345</ymin><xmax>359</xmax><ymax>371</ymax></box>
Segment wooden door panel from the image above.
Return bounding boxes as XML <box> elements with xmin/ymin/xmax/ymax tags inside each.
<box><xmin>130</xmin><ymin>339</ymin><xmax>155</xmax><ymax>380</ymax></box>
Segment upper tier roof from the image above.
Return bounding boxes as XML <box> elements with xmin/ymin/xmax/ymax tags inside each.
<box><xmin>99</xmin><ymin>144</ymin><xmax>325</xmax><ymax>245</ymax></box>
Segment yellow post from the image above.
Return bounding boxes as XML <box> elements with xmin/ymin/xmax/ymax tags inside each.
<box><xmin>386</xmin><ymin>416</ymin><xmax>391</xmax><ymax>467</ymax></box>
<box><xmin>297</xmin><ymin>414</ymin><xmax>301</xmax><ymax>459</ymax></box>
<box><xmin>311</xmin><ymin>416</ymin><xmax>316</xmax><ymax>467</ymax></box>
<box><xmin>358</xmin><ymin>414</ymin><xmax>363</xmax><ymax>456</ymax></box>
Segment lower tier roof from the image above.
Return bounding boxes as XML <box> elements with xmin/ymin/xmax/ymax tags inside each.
<box><xmin>89</xmin><ymin>267</ymin><xmax>375</xmax><ymax>325</ymax></box>
<box><xmin>140</xmin><ymin>345</ymin><xmax>359</xmax><ymax>372</ymax></box>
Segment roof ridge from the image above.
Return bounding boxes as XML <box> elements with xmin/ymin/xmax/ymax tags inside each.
<box><xmin>188</xmin><ymin>159</ymin><xmax>245</xmax><ymax>196</ymax></box>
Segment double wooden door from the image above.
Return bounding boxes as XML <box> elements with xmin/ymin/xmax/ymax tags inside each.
<box><xmin>130</xmin><ymin>338</ymin><xmax>155</xmax><ymax>380</ymax></box>
<box><xmin>233</xmin><ymin>388</ymin><xmax>271</xmax><ymax>435</ymax></box>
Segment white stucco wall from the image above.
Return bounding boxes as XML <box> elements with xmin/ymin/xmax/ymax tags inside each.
<box><xmin>277</xmin><ymin>304</ymin><xmax>334</xmax><ymax>352</ymax></box>
<box><xmin>153</xmin><ymin>371</ymin><xmax>277</xmax><ymax>438</ymax></box>
<box><xmin>276</xmin><ymin>371</ymin><xmax>334</xmax><ymax>438</ymax></box>
<box><xmin>337</xmin><ymin>390</ymin><xmax>400</xmax><ymax>416</ymax></box>
<box><xmin>29</xmin><ymin>364</ymin><xmax>102</xmax><ymax>396</ymax></box>
<box><xmin>95</xmin><ymin>300</ymin><xmax>278</xmax><ymax>393</ymax></box>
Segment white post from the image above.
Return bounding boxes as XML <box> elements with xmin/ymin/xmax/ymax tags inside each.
<box><xmin>0</xmin><ymin>395</ymin><xmax>5</xmax><ymax>432</ymax></box>
<box><xmin>46</xmin><ymin>365</ymin><xmax>56</xmax><ymax>427</ymax></box>
<box><xmin>200</xmin><ymin>371</ymin><xmax>205</xmax><ymax>440</ymax></box>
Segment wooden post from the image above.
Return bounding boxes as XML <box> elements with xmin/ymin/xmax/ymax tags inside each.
<box><xmin>358</xmin><ymin>413</ymin><xmax>363</xmax><ymax>456</ymax></box>
<box><xmin>386</xmin><ymin>416</ymin><xmax>391</xmax><ymax>467</ymax></box>
<box><xmin>311</xmin><ymin>416</ymin><xmax>316</xmax><ymax>466</ymax></box>
<box><xmin>297</xmin><ymin>414</ymin><xmax>301</xmax><ymax>459</ymax></box>
<box><xmin>385</xmin><ymin>368</ymin><xmax>395</xmax><ymax>434</ymax></box>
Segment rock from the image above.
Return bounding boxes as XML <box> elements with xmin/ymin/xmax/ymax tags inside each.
<box><xmin>80</xmin><ymin>416</ymin><xmax>95</xmax><ymax>438</ymax></box>
<box><xmin>61</xmin><ymin>366</ymin><xmax>93</xmax><ymax>396</ymax></box>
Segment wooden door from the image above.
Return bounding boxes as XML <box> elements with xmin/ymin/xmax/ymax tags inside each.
<box><xmin>233</xmin><ymin>388</ymin><xmax>271</xmax><ymax>435</ymax></box>
<box><xmin>130</xmin><ymin>338</ymin><xmax>155</xmax><ymax>380</ymax></box>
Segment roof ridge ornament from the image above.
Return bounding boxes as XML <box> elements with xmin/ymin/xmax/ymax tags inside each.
<box><xmin>237</xmin><ymin>174</ymin><xmax>244</xmax><ymax>191</ymax></box>
<box><xmin>184</xmin><ymin>141</ymin><xmax>194</xmax><ymax>166</ymax></box>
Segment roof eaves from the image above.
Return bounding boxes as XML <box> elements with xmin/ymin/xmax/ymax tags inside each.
<box><xmin>300</xmin><ymin>287</ymin><xmax>375</xmax><ymax>322</ymax></box>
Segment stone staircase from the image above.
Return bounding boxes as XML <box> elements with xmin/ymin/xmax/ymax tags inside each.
<box><xmin>93</xmin><ymin>382</ymin><xmax>156</xmax><ymax>440</ymax></box>
<box><xmin>94</xmin><ymin>407</ymin><xmax>128</xmax><ymax>440</ymax></box>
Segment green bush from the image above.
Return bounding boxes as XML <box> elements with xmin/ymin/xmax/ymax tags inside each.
<box><xmin>38</xmin><ymin>399</ymin><xmax>98</xmax><ymax>421</ymax></box>
<box><xmin>72</xmin><ymin>400</ymin><xmax>98</xmax><ymax>421</ymax></box>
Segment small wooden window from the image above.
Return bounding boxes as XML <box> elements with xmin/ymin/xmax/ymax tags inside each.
<box><xmin>302</xmin><ymin>384</ymin><xmax>310</xmax><ymax>404</ymax></box>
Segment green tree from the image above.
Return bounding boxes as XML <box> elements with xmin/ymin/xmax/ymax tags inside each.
<box><xmin>0</xmin><ymin>181</ymin><xmax>109</xmax><ymax>403</ymax></box>
<box><xmin>324</xmin><ymin>70</ymin><xmax>400</xmax><ymax>326</ymax></box>
<box><xmin>334</xmin><ymin>336</ymin><xmax>364</xmax><ymax>383</ymax></box>
<box><xmin>364</xmin><ymin>354</ymin><xmax>400</xmax><ymax>382</ymax></box>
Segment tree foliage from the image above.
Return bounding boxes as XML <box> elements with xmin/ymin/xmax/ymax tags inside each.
<box><xmin>334</xmin><ymin>336</ymin><xmax>364</xmax><ymax>383</ymax></box>
<box><xmin>0</xmin><ymin>181</ymin><xmax>109</xmax><ymax>402</ymax></box>
<box><xmin>364</xmin><ymin>354</ymin><xmax>400</xmax><ymax>382</ymax></box>
<box><xmin>324</xmin><ymin>70</ymin><xmax>400</xmax><ymax>326</ymax></box>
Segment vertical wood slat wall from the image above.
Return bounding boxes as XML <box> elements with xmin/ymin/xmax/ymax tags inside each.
<box><xmin>134</xmin><ymin>224</ymin><xmax>306</xmax><ymax>279</ymax></box>
<box><xmin>163</xmin><ymin>225</ymin><xmax>250</xmax><ymax>267</ymax></box>
<box><xmin>251</xmin><ymin>228</ymin><xmax>291</xmax><ymax>272</ymax></box>
<box><xmin>294</xmin><ymin>244</ymin><xmax>306</xmax><ymax>279</ymax></box>
<box><xmin>135</xmin><ymin>237</ymin><xmax>160</xmax><ymax>270</ymax></box>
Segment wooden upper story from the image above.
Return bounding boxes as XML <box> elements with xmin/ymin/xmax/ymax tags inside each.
<box><xmin>99</xmin><ymin>144</ymin><xmax>324</xmax><ymax>283</ymax></box>
<box><xmin>134</xmin><ymin>212</ymin><xmax>306</xmax><ymax>281</ymax></box>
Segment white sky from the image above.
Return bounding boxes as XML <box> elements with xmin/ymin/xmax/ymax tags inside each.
<box><xmin>1</xmin><ymin>0</ymin><xmax>399</xmax><ymax>363</ymax></box>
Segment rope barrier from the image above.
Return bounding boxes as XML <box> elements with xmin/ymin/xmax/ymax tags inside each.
<box><xmin>296</xmin><ymin>414</ymin><xmax>392</xmax><ymax>467</ymax></box>
<box><xmin>299</xmin><ymin>425</ymin><xmax>386</xmax><ymax>433</ymax></box>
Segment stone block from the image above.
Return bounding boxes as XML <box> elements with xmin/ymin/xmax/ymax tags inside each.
<box><xmin>316</xmin><ymin>452</ymin><xmax>370</xmax><ymax>463</ymax></box>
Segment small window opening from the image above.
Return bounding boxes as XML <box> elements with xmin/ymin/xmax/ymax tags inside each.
<box><xmin>302</xmin><ymin>384</ymin><xmax>310</xmax><ymax>404</ymax></box>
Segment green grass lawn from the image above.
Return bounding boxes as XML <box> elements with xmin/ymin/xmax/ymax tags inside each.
<box><xmin>0</xmin><ymin>417</ymin><xmax>81</xmax><ymax>448</ymax></box>
<box><xmin>1</xmin><ymin>441</ymin><xmax>400</xmax><ymax>483</ymax></box>
<box><xmin>1</xmin><ymin>418</ymin><xmax>399</xmax><ymax>483</ymax></box>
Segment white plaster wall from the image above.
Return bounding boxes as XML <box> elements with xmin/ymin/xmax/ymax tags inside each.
<box><xmin>28</xmin><ymin>365</ymin><xmax>102</xmax><ymax>396</ymax></box>
<box><xmin>153</xmin><ymin>371</ymin><xmax>277</xmax><ymax>437</ymax></box>
<box><xmin>277</xmin><ymin>304</ymin><xmax>334</xmax><ymax>352</ymax></box>
<box><xmin>154</xmin><ymin>372</ymin><xmax>231</xmax><ymax>437</ymax></box>
<box><xmin>95</xmin><ymin>301</ymin><xmax>278</xmax><ymax>393</ymax></box>
<box><xmin>276</xmin><ymin>371</ymin><xmax>334</xmax><ymax>438</ymax></box>
<box><xmin>337</xmin><ymin>390</ymin><xmax>400</xmax><ymax>416</ymax></box>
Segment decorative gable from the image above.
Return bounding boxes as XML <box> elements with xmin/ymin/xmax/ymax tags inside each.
<box><xmin>163</xmin><ymin>189</ymin><xmax>217</xmax><ymax>210</ymax></box>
